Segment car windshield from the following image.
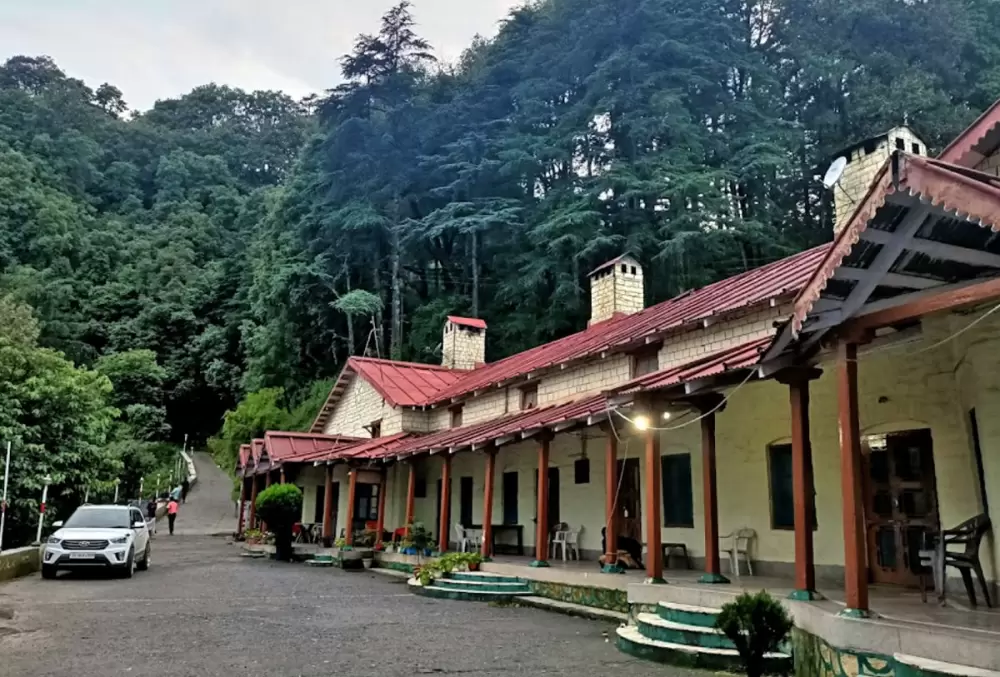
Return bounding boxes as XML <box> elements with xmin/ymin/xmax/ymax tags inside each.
<box><xmin>63</xmin><ymin>508</ymin><xmax>131</xmax><ymax>529</ymax></box>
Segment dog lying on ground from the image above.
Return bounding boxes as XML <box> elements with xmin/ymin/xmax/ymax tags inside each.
<box><xmin>600</xmin><ymin>527</ymin><xmax>644</xmax><ymax>569</ymax></box>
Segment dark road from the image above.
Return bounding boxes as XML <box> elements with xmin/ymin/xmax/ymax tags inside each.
<box><xmin>0</xmin><ymin>536</ymin><xmax>690</xmax><ymax>677</ymax></box>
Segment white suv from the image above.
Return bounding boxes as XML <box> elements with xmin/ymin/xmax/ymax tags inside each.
<box><xmin>42</xmin><ymin>505</ymin><xmax>151</xmax><ymax>579</ymax></box>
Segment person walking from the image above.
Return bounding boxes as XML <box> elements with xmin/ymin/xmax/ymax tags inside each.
<box><xmin>167</xmin><ymin>496</ymin><xmax>179</xmax><ymax>535</ymax></box>
<box><xmin>146</xmin><ymin>496</ymin><xmax>158</xmax><ymax>535</ymax></box>
<box><xmin>181</xmin><ymin>477</ymin><xmax>190</xmax><ymax>504</ymax></box>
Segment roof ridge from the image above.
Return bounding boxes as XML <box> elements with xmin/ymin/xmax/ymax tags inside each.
<box><xmin>350</xmin><ymin>356</ymin><xmax>469</xmax><ymax>372</ymax></box>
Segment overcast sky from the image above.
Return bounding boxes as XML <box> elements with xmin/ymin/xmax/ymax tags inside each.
<box><xmin>0</xmin><ymin>0</ymin><xmax>523</xmax><ymax>110</ymax></box>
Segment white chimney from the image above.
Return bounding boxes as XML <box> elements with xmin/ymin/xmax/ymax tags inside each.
<box><xmin>589</xmin><ymin>255</ymin><xmax>644</xmax><ymax>325</ymax></box>
<box><xmin>442</xmin><ymin>316</ymin><xmax>486</xmax><ymax>370</ymax></box>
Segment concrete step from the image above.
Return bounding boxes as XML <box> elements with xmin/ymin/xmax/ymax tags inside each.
<box><xmin>894</xmin><ymin>654</ymin><xmax>1000</xmax><ymax>677</ymax></box>
<box><xmin>616</xmin><ymin>625</ymin><xmax>790</xmax><ymax>673</ymax></box>
<box><xmin>656</xmin><ymin>601</ymin><xmax>722</xmax><ymax>628</ymax></box>
<box><xmin>434</xmin><ymin>577</ymin><xmax>531</xmax><ymax>594</ymax></box>
<box><xmin>636</xmin><ymin>612</ymin><xmax>735</xmax><ymax>650</ymax></box>
<box><xmin>516</xmin><ymin>596</ymin><xmax>628</xmax><ymax>623</ymax></box>
<box><xmin>446</xmin><ymin>571</ymin><xmax>527</xmax><ymax>584</ymax></box>
<box><xmin>407</xmin><ymin>578</ymin><xmax>527</xmax><ymax>603</ymax></box>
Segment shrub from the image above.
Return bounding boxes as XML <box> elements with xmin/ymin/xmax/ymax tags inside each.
<box><xmin>715</xmin><ymin>591</ymin><xmax>793</xmax><ymax>677</ymax></box>
<box><xmin>255</xmin><ymin>484</ymin><xmax>302</xmax><ymax>561</ymax></box>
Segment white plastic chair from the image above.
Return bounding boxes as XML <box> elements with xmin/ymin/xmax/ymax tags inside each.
<box><xmin>552</xmin><ymin>525</ymin><xmax>582</xmax><ymax>561</ymax></box>
<box><xmin>720</xmin><ymin>527</ymin><xmax>756</xmax><ymax>576</ymax></box>
<box><xmin>454</xmin><ymin>524</ymin><xmax>476</xmax><ymax>552</ymax></box>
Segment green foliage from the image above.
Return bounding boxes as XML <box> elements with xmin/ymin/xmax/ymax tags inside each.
<box><xmin>715</xmin><ymin>591</ymin><xmax>794</xmax><ymax>677</ymax></box>
<box><xmin>255</xmin><ymin>483</ymin><xmax>303</xmax><ymax>561</ymax></box>
<box><xmin>332</xmin><ymin>290</ymin><xmax>383</xmax><ymax>318</ymax></box>
<box><xmin>416</xmin><ymin>551</ymin><xmax>483</xmax><ymax>585</ymax></box>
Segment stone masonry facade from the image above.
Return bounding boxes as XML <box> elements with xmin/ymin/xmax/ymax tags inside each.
<box><xmin>589</xmin><ymin>256</ymin><xmax>644</xmax><ymax>324</ymax></box>
<box><xmin>442</xmin><ymin>321</ymin><xmax>485</xmax><ymax>370</ymax></box>
<box><xmin>833</xmin><ymin>126</ymin><xmax>925</xmax><ymax>233</ymax></box>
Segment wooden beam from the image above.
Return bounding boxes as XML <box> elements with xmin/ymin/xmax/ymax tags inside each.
<box><xmin>840</xmin><ymin>207</ymin><xmax>932</xmax><ymax>319</ymax></box>
<box><xmin>481</xmin><ymin>448</ymin><xmax>496</xmax><ymax>559</ymax></box>
<box><xmin>848</xmin><ymin>275</ymin><xmax>1000</xmax><ymax>331</ymax></box>
<box><xmin>860</xmin><ymin>228</ymin><xmax>1000</xmax><ymax>269</ymax></box>
<box><xmin>837</xmin><ymin>342</ymin><xmax>869</xmax><ymax>614</ymax></box>
<box><xmin>833</xmin><ymin>266</ymin><xmax>942</xmax><ymax>290</ymax></box>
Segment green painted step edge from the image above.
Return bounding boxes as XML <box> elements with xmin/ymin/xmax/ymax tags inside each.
<box><xmin>434</xmin><ymin>579</ymin><xmax>532</xmax><ymax>594</ymax></box>
<box><xmin>657</xmin><ymin>606</ymin><xmax>719</xmax><ymax>628</ymax></box>
<box><xmin>636</xmin><ymin>619</ymin><xmax>736</xmax><ymax>650</ymax></box>
<box><xmin>617</xmin><ymin>631</ymin><xmax>791</xmax><ymax>674</ymax></box>
<box><xmin>445</xmin><ymin>572</ymin><xmax>527</xmax><ymax>583</ymax></box>
<box><xmin>411</xmin><ymin>584</ymin><xmax>526</xmax><ymax>603</ymax></box>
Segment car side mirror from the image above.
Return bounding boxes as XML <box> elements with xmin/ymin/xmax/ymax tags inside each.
<box><xmin>52</xmin><ymin>520</ymin><xmax>64</xmax><ymax>528</ymax></box>
<box><xmin>132</xmin><ymin>521</ymin><xmax>146</xmax><ymax>529</ymax></box>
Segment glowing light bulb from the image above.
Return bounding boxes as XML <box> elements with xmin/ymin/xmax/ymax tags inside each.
<box><xmin>662</xmin><ymin>411</ymin><xmax>672</xmax><ymax>421</ymax></box>
<box><xmin>633</xmin><ymin>415</ymin><xmax>650</xmax><ymax>431</ymax></box>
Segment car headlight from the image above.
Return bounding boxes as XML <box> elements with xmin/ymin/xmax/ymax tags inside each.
<box><xmin>110</xmin><ymin>536</ymin><xmax>129</xmax><ymax>545</ymax></box>
<box><xmin>46</xmin><ymin>537</ymin><xmax>61</xmax><ymax>545</ymax></box>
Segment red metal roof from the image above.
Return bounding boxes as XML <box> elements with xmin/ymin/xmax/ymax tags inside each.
<box><xmin>791</xmin><ymin>153</ymin><xmax>1000</xmax><ymax>336</ymax></box>
<box><xmin>426</xmin><ymin>246</ymin><xmax>827</xmax><ymax>406</ymax></box>
<box><xmin>237</xmin><ymin>444</ymin><xmax>251</xmax><ymax>469</ymax></box>
<box><xmin>447</xmin><ymin>316</ymin><xmax>487</xmax><ymax>330</ymax></box>
<box><xmin>589</xmin><ymin>254</ymin><xmax>640</xmax><ymax>276</ymax></box>
<box><xmin>611</xmin><ymin>337</ymin><xmax>771</xmax><ymax>395</ymax></box>
<box><xmin>310</xmin><ymin>357</ymin><xmax>467</xmax><ymax>433</ymax></box>
<box><xmin>263</xmin><ymin>431</ymin><xmax>361</xmax><ymax>464</ymax></box>
<box><xmin>251</xmin><ymin>439</ymin><xmax>265</xmax><ymax>462</ymax></box>
<box><xmin>938</xmin><ymin>99</ymin><xmax>1000</xmax><ymax>168</ymax></box>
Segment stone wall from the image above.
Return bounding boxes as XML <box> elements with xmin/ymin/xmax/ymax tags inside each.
<box><xmin>322</xmin><ymin>376</ymin><xmax>401</xmax><ymax>438</ymax></box>
<box><xmin>442</xmin><ymin>322</ymin><xmax>486</xmax><ymax>371</ymax></box>
<box><xmin>0</xmin><ymin>546</ymin><xmax>40</xmax><ymax>582</ymax></box>
<box><xmin>834</xmin><ymin>127</ymin><xmax>925</xmax><ymax>233</ymax></box>
<box><xmin>590</xmin><ymin>259</ymin><xmax>644</xmax><ymax>325</ymax></box>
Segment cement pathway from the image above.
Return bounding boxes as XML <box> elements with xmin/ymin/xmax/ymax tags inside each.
<box><xmin>171</xmin><ymin>451</ymin><xmax>235</xmax><ymax>536</ymax></box>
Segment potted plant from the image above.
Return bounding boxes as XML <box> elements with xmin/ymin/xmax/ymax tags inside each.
<box><xmin>400</xmin><ymin>539</ymin><xmax>416</xmax><ymax>555</ymax></box>
<box><xmin>409</xmin><ymin>522</ymin><xmax>433</xmax><ymax>560</ymax></box>
<box><xmin>334</xmin><ymin>537</ymin><xmax>348</xmax><ymax>550</ymax></box>
<box><xmin>254</xmin><ymin>484</ymin><xmax>303</xmax><ymax>561</ymax></box>
<box><xmin>466</xmin><ymin>552</ymin><xmax>483</xmax><ymax>572</ymax></box>
<box><xmin>243</xmin><ymin>528</ymin><xmax>263</xmax><ymax>545</ymax></box>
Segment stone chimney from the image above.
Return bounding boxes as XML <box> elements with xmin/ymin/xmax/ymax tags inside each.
<box><xmin>442</xmin><ymin>316</ymin><xmax>486</xmax><ymax>370</ymax></box>
<box><xmin>832</xmin><ymin>126</ymin><xmax>926</xmax><ymax>233</ymax></box>
<box><xmin>589</xmin><ymin>255</ymin><xmax>644</xmax><ymax>326</ymax></box>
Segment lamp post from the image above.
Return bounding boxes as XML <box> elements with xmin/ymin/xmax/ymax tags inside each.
<box><xmin>113</xmin><ymin>478</ymin><xmax>120</xmax><ymax>504</ymax></box>
<box><xmin>155</xmin><ymin>474</ymin><xmax>161</xmax><ymax>499</ymax></box>
<box><xmin>138</xmin><ymin>476</ymin><xmax>144</xmax><ymax>501</ymax></box>
<box><xmin>35</xmin><ymin>474</ymin><xmax>52</xmax><ymax>545</ymax></box>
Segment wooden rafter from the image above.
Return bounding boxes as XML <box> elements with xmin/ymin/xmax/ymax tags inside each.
<box><xmin>859</xmin><ymin>228</ymin><xmax>1000</xmax><ymax>269</ymax></box>
<box><xmin>845</xmin><ymin>276</ymin><xmax>1000</xmax><ymax>331</ymax></box>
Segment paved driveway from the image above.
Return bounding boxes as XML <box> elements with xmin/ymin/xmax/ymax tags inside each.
<box><xmin>0</xmin><ymin>536</ymin><xmax>689</xmax><ymax>677</ymax></box>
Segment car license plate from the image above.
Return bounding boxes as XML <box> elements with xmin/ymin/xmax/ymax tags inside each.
<box><xmin>69</xmin><ymin>553</ymin><xmax>95</xmax><ymax>559</ymax></box>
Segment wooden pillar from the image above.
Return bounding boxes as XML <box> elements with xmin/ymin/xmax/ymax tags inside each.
<box><xmin>438</xmin><ymin>454</ymin><xmax>452</xmax><ymax>553</ymax></box>
<box><xmin>405</xmin><ymin>462</ymin><xmax>416</xmax><ymax>536</ymax></box>
<box><xmin>279</xmin><ymin>467</ymin><xmax>286</xmax><ymax>484</ymax></box>
<box><xmin>698</xmin><ymin>395</ymin><xmax>728</xmax><ymax>584</ymax></box>
<box><xmin>532</xmin><ymin>434</ymin><xmax>551</xmax><ymax>567</ymax></box>
<box><xmin>375</xmin><ymin>469</ymin><xmax>387</xmax><ymax>547</ymax></box>
<box><xmin>345</xmin><ymin>468</ymin><xmax>357</xmax><ymax>546</ymax></box>
<box><xmin>838</xmin><ymin>342</ymin><xmax>869</xmax><ymax>615</ymax></box>
<box><xmin>779</xmin><ymin>367</ymin><xmax>822</xmax><ymax>600</ymax></box>
<box><xmin>481</xmin><ymin>448</ymin><xmax>496</xmax><ymax>559</ymax></box>
<box><xmin>237</xmin><ymin>477</ymin><xmax>247</xmax><ymax>536</ymax></box>
<box><xmin>322</xmin><ymin>464</ymin><xmax>335</xmax><ymax>547</ymax></box>
<box><xmin>643</xmin><ymin>420</ymin><xmax>665</xmax><ymax>583</ymax></box>
<box><xmin>248</xmin><ymin>475</ymin><xmax>259</xmax><ymax>529</ymax></box>
<box><xmin>602</xmin><ymin>427</ymin><xmax>623</xmax><ymax>572</ymax></box>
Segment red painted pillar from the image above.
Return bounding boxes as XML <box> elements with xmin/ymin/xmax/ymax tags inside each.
<box><xmin>375</xmin><ymin>470</ymin><xmax>387</xmax><ymax>547</ymax></box>
<box><xmin>405</xmin><ymin>462</ymin><xmax>416</xmax><ymax>536</ymax></box>
<box><xmin>261</xmin><ymin>472</ymin><xmax>272</xmax><ymax>533</ymax></box>
<box><xmin>603</xmin><ymin>427</ymin><xmax>621</xmax><ymax>572</ymax></box>
<box><xmin>481</xmin><ymin>448</ymin><xmax>496</xmax><ymax>559</ymax></box>
<box><xmin>237</xmin><ymin>477</ymin><xmax>247</xmax><ymax>536</ymax></box>
<box><xmin>699</xmin><ymin>400</ymin><xmax>727</xmax><ymax>584</ymax></box>
<box><xmin>644</xmin><ymin>423</ymin><xmax>664</xmax><ymax>583</ymax></box>
<box><xmin>279</xmin><ymin>467</ymin><xmax>286</xmax><ymax>484</ymax></box>
<box><xmin>248</xmin><ymin>476</ymin><xmax>259</xmax><ymax>529</ymax></box>
<box><xmin>838</xmin><ymin>342</ymin><xmax>869</xmax><ymax>615</ymax></box>
<box><xmin>345</xmin><ymin>468</ymin><xmax>358</xmax><ymax>546</ymax></box>
<box><xmin>532</xmin><ymin>434</ymin><xmax>551</xmax><ymax>567</ymax></box>
<box><xmin>438</xmin><ymin>455</ymin><xmax>452</xmax><ymax>553</ymax></box>
<box><xmin>322</xmin><ymin>464</ymin><xmax>335</xmax><ymax>547</ymax></box>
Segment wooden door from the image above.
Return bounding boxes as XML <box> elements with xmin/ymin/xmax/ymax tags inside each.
<box><xmin>617</xmin><ymin>458</ymin><xmax>642</xmax><ymax>542</ymax></box>
<box><xmin>863</xmin><ymin>429</ymin><xmax>938</xmax><ymax>586</ymax></box>
<box><xmin>533</xmin><ymin>467</ymin><xmax>561</xmax><ymax>531</ymax></box>
<box><xmin>435</xmin><ymin>478</ymin><xmax>451</xmax><ymax>543</ymax></box>
<box><xmin>459</xmin><ymin>476</ymin><xmax>474</xmax><ymax>527</ymax></box>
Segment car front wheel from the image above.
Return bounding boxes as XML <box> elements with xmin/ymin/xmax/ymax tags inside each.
<box><xmin>41</xmin><ymin>564</ymin><xmax>57</xmax><ymax>580</ymax></box>
<box><xmin>137</xmin><ymin>543</ymin><xmax>150</xmax><ymax>571</ymax></box>
<box><xmin>121</xmin><ymin>548</ymin><xmax>135</xmax><ymax>579</ymax></box>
